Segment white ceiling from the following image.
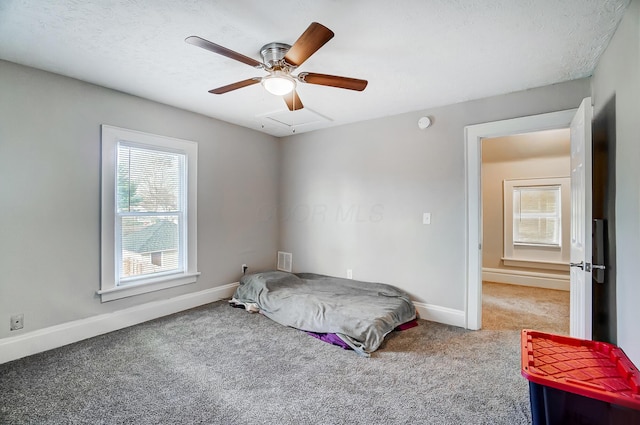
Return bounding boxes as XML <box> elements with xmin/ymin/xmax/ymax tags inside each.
<box><xmin>0</xmin><ymin>0</ymin><xmax>629</xmax><ymax>137</ymax></box>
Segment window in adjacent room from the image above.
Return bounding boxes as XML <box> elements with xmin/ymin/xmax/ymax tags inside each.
<box><xmin>503</xmin><ymin>177</ymin><xmax>570</xmax><ymax>270</ymax></box>
<box><xmin>100</xmin><ymin>125</ymin><xmax>199</xmax><ymax>302</ymax></box>
<box><xmin>512</xmin><ymin>185</ymin><xmax>561</xmax><ymax>247</ymax></box>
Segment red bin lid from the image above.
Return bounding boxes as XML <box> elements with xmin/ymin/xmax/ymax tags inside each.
<box><xmin>521</xmin><ymin>329</ymin><xmax>640</xmax><ymax>411</ymax></box>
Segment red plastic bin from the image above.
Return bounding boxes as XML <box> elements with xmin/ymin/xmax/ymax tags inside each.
<box><xmin>521</xmin><ymin>330</ymin><xmax>640</xmax><ymax>425</ymax></box>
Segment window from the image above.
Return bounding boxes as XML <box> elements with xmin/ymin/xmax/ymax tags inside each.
<box><xmin>150</xmin><ymin>252</ymin><xmax>163</xmax><ymax>267</ymax></box>
<box><xmin>503</xmin><ymin>177</ymin><xmax>570</xmax><ymax>270</ymax></box>
<box><xmin>512</xmin><ymin>185</ymin><xmax>561</xmax><ymax>246</ymax></box>
<box><xmin>100</xmin><ymin>125</ymin><xmax>199</xmax><ymax>302</ymax></box>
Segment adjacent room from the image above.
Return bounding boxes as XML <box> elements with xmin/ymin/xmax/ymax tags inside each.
<box><xmin>481</xmin><ymin>129</ymin><xmax>571</xmax><ymax>335</ymax></box>
<box><xmin>1</xmin><ymin>1</ymin><xmax>639</xmax><ymax>423</ymax></box>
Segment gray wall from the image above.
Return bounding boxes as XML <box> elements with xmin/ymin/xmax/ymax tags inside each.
<box><xmin>278</xmin><ymin>78</ymin><xmax>590</xmax><ymax>311</ymax></box>
<box><xmin>591</xmin><ymin>0</ymin><xmax>640</xmax><ymax>365</ymax></box>
<box><xmin>0</xmin><ymin>60</ymin><xmax>279</xmax><ymax>339</ymax></box>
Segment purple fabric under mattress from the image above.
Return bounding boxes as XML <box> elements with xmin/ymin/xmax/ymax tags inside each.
<box><xmin>305</xmin><ymin>319</ymin><xmax>419</xmax><ymax>351</ymax></box>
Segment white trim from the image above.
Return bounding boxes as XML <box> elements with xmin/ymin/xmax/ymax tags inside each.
<box><xmin>100</xmin><ymin>125</ymin><xmax>199</xmax><ymax>302</ymax></box>
<box><xmin>501</xmin><ymin>258</ymin><xmax>568</xmax><ymax>271</ymax></box>
<box><xmin>465</xmin><ymin>109</ymin><xmax>576</xmax><ymax>330</ymax></box>
<box><xmin>482</xmin><ymin>267</ymin><xmax>569</xmax><ymax>291</ymax></box>
<box><xmin>0</xmin><ymin>283</ymin><xmax>239</xmax><ymax>365</ymax></box>
<box><xmin>413</xmin><ymin>302</ymin><xmax>466</xmax><ymax>328</ymax></box>
<box><xmin>97</xmin><ymin>272</ymin><xmax>201</xmax><ymax>302</ymax></box>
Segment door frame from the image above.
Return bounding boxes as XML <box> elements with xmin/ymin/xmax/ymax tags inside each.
<box><xmin>464</xmin><ymin>109</ymin><xmax>578</xmax><ymax>330</ymax></box>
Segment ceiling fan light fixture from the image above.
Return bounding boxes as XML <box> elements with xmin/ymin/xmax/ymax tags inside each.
<box><xmin>262</xmin><ymin>72</ymin><xmax>296</xmax><ymax>96</ymax></box>
<box><xmin>188</xmin><ymin>23</ymin><xmax>367</xmax><ymax>112</ymax></box>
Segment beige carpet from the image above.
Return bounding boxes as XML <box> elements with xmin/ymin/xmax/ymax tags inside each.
<box><xmin>482</xmin><ymin>281</ymin><xmax>570</xmax><ymax>335</ymax></box>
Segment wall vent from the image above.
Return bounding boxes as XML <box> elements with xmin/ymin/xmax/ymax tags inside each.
<box><xmin>277</xmin><ymin>251</ymin><xmax>292</xmax><ymax>272</ymax></box>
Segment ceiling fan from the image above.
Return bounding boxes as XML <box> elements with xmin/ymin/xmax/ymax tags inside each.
<box><xmin>185</xmin><ymin>22</ymin><xmax>368</xmax><ymax>111</ymax></box>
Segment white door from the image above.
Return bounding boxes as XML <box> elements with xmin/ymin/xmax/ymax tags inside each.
<box><xmin>569</xmin><ymin>97</ymin><xmax>593</xmax><ymax>339</ymax></box>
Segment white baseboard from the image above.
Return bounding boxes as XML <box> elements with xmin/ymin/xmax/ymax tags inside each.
<box><xmin>1</xmin><ymin>283</ymin><xmax>470</xmax><ymax>364</ymax></box>
<box><xmin>413</xmin><ymin>302</ymin><xmax>466</xmax><ymax>328</ymax></box>
<box><xmin>483</xmin><ymin>267</ymin><xmax>569</xmax><ymax>291</ymax></box>
<box><xmin>0</xmin><ymin>283</ymin><xmax>239</xmax><ymax>365</ymax></box>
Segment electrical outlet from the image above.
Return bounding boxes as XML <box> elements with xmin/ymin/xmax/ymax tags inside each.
<box><xmin>347</xmin><ymin>269</ymin><xmax>353</xmax><ymax>279</ymax></box>
<box><xmin>242</xmin><ymin>264</ymin><xmax>248</xmax><ymax>274</ymax></box>
<box><xmin>10</xmin><ymin>314</ymin><xmax>23</xmax><ymax>331</ymax></box>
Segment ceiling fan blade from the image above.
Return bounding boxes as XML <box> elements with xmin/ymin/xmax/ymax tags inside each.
<box><xmin>298</xmin><ymin>72</ymin><xmax>368</xmax><ymax>91</ymax></box>
<box><xmin>283</xmin><ymin>90</ymin><xmax>304</xmax><ymax>111</ymax></box>
<box><xmin>185</xmin><ymin>36</ymin><xmax>263</xmax><ymax>68</ymax></box>
<box><xmin>208</xmin><ymin>78</ymin><xmax>261</xmax><ymax>94</ymax></box>
<box><xmin>284</xmin><ymin>22</ymin><xmax>334</xmax><ymax>67</ymax></box>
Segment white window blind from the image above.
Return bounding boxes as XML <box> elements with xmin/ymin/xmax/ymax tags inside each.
<box><xmin>117</xmin><ymin>143</ymin><xmax>185</xmax><ymax>283</ymax></box>
<box><xmin>512</xmin><ymin>185</ymin><xmax>561</xmax><ymax>246</ymax></box>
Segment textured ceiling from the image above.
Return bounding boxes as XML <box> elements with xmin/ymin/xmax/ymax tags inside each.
<box><xmin>0</xmin><ymin>0</ymin><xmax>630</xmax><ymax>137</ymax></box>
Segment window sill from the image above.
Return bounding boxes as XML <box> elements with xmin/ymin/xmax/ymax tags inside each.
<box><xmin>98</xmin><ymin>272</ymin><xmax>201</xmax><ymax>302</ymax></box>
<box><xmin>502</xmin><ymin>258</ymin><xmax>568</xmax><ymax>272</ymax></box>
<box><xmin>513</xmin><ymin>242</ymin><xmax>561</xmax><ymax>249</ymax></box>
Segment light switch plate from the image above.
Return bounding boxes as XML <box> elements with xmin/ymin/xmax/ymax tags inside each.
<box><xmin>423</xmin><ymin>213</ymin><xmax>431</xmax><ymax>225</ymax></box>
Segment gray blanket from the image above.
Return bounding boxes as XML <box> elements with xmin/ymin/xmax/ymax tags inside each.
<box><xmin>233</xmin><ymin>271</ymin><xmax>416</xmax><ymax>356</ymax></box>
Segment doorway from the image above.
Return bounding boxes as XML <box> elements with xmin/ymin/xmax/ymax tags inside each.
<box><xmin>480</xmin><ymin>129</ymin><xmax>571</xmax><ymax>334</ymax></box>
<box><xmin>465</xmin><ymin>102</ymin><xmax>616</xmax><ymax>340</ymax></box>
<box><xmin>465</xmin><ymin>109</ymin><xmax>577</xmax><ymax>331</ymax></box>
